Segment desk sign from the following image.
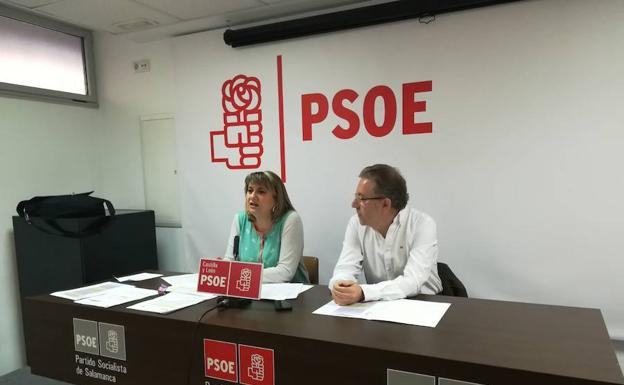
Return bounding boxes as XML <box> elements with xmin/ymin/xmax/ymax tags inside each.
<box><xmin>197</xmin><ymin>259</ymin><xmax>263</xmax><ymax>299</ymax></box>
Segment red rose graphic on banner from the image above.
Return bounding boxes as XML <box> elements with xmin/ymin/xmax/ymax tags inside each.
<box><xmin>210</xmin><ymin>75</ymin><xmax>264</xmax><ymax>169</ymax></box>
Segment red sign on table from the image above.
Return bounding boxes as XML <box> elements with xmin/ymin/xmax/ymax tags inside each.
<box><xmin>239</xmin><ymin>344</ymin><xmax>275</xmax><ymax>385</ymax></box>
<box><xmin>197</xmin><ymin>259</ymin><xmax>263</xmax><ymax>299</ymax></box>
<box><xmin>228</xmin><ymin>261</ymin><xmax>262</xmax><ymax>299</ymax></box>
<box><xmin>197</xmin><ymin>259</ymin><xmax>230</xmax><ymax>295</ymax></box>
<box><xmin>204</xmin><ymin>339</ymin><xmax>238</xmax><ymax>382</ymax></box>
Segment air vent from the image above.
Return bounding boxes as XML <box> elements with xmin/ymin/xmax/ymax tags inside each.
<box><xmin>112</xmin><ymin>18</ymin><xmax>159</xmax><ymax>32</ymax></box>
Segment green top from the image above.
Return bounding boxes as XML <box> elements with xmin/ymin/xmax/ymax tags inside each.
<box><xmin>237</xmin><ymin>210</ymin><xmax>309</xmax><ymax>283</ymax></box>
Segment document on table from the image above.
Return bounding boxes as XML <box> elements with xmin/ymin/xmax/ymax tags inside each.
<box><xmin>260</xmin><ymin>283</ymin><xmax>303</xmax><ymax>300</ymax></box>
<box><xmin>162</xmin><ymin>273</ymin><xmax>198</xmax><ymax>287</ymax></box>
<box><xmin>127</xmin><ymin>292</ymin><xmax>207</xmax><ymax>314</ymax></box>
<box><xmin>115</xmin><ymin>272</ymin><xmax>163</xmax><ymax>282</ymax></box>
<box><xmin>299</xmin><ymin>285</ymin><xmax>313</xmax><ymax>294</ymax></box>
<box><xmin>75</xmin><ymin>286</ymin><xmax>158</xmax><ymax>308</ymax></box>
<box><xmin>166</xmin><ymin>285</ymin><xmax>218</xmax><ymax>300</ymax></box>
<box><xmin>160</xmin><ymin>273</ymin><xmax>217</xmax><ymax>299</ymax></box>
<box><xmin>313</xmin><ymin>299</ymin><xmax>451</xmax><ymax>328</ymax></box>
<box><xmin>51</xmin><ymin>282</ymin><xmax>130</xmax><ymax>301</ymax></box>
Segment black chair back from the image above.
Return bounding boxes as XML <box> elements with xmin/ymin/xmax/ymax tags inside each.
<box><xmin>437</xmin><ymin>262</ymin><xmax>468</xmax><ymax>297</ymax></box>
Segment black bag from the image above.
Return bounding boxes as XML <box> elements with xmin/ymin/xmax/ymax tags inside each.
<box><xmin>16</xmin><ymin>191</ymin><xmax>115</xmax><ymax>238</ymax></box>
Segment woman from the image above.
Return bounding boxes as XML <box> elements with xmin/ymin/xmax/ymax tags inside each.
<box><xmin>224</xmin><ymin>171</ymin><xmax>309</xmax><ymax>283</ymax></box>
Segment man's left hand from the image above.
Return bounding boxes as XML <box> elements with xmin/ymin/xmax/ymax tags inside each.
<box><xmin>331</xmin><ymin>280</ymin><xmax>364</xmax><ymax>306</ymax></box>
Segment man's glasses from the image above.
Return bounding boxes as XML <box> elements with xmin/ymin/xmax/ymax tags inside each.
<box><xmin>353</xmin><ymin>195</ymin><xmax>385</xmax><ymax>203</ymax></box>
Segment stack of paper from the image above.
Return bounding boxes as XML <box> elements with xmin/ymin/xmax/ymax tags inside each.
<box><xmin>75</xmin><ymin>286</ymin><xmax>158</xmax><ymax>308</ymax></box>
<box><xmin>51</xmin><ymin>281</ymin><xmax>158</xmax><ymax>308</ymax></box>
<box><xmin>52</xmin><ymin>282</ymin><xmax>130</xmax><ymax>301</ymax></box>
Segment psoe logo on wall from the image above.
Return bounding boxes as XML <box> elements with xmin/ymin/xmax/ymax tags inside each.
<box><xmin>210</xmin><ymin>75</ymin><xmax>263</xmax><ymax>170</ymax></box>
<box><xmin>208</xmin><ymin>56</ymin><xmax>432</xmax><ymax>182</ymax></box>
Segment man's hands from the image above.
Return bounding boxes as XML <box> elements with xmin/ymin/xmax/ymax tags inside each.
<box><xmin>331</xmin><ymin>280</ymin><xmax>364</xmax><ymax>306</ymax></box>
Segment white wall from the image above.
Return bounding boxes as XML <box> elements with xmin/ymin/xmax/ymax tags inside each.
<box><xmin>93</xmin><ymin>33</ymin><xmax>176</xmax><ymax>208</ymax></box>
<box><xmin>156</xmin><ymin>227</ymin><xmax>186</xmax><ymax>272</ymax></box>
<box><xmin>173</xmin><ymin>0</ymin><xmax>624</xmax><ymax>338</ymax></box>
<box><xmin>0</xmin><ymin>97</ymin><xmax>99</xmax><ymax>375</ymax></box>
<box><xmin>93</xmin><ymin>32</ymin><xmax>187</xmax><ymax>275</ymax></box>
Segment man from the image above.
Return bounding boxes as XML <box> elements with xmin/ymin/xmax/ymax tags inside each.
<box><xmin>330</xmin><ymin>164</ymin><xmax>442</xmax><ymax>305</ymax></box>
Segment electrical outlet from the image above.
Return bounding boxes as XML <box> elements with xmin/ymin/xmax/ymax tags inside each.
<box><xmin>133</xmin><ymin>59</ymin><xmax>150</xmax><ymax>73</ymax></box>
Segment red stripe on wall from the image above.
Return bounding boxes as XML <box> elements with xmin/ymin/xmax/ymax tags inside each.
<box><xmin>277</xmin><ymin>55</ymin><xmax>286</xmax><ymax>183</ymax></box>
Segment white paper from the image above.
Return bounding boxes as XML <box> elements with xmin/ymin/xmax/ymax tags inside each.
<box><xmin>299</xmin><ymin>285</ymin><xmax>313</xmax><ymax>294</ymax></box>
<box><xmin>313</xmin><ymin>300</ymin><xmax>377</xmax><ymax>319</ymax></box>
<box><xmin>367</xmin><ymin>299</ymin><xmax>451</xmax><ymax>327</ymax></box>
<box><xmin>115</xmin><ymin>272</ymin><xmax>163</xmax><ymax>282</ymax></box>
<box><xmin>260</xmin><ymin>283</ymin><xmax>303</xmax><ymax>300</ymax></box>
<box><xmin>166</xmin><ymin>285</ymin><xmax>218</xmax><ymax>300</ymax></box>
<box><xmin>126</xmin><ymin>292</ymin><xmax>207</xmax><ymax>314</ymax></box>
<box><xmin>313</xmin><ymin>299</ymin><xmax>450</xmax><ymax>328</ymax></box>
<box><xmin>75</xmin><ymin>287</ymin><xmax>158</xmax><ymax>308</ymax></box>
<box><xmin>51</xmin><ymin>282</ymin><xmax>129</xmax><ymax>301</ymax></box>
<box><xmin>162</xmin><ymin>273</ymin><xmax>198</xmax><ymax>287</ymax></box>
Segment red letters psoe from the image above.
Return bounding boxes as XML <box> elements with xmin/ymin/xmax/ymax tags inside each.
<box><xmin>197</xmin><ymin>259</ymin><xmax>231</xmax><ymax>295</ymax></box>
<box><xmin>239</xmin><ymin>344</ymin><xmax>275</xmax><ymax>385</ymax></box>
<box><xmin>302</xmin><ymin>80</ymin><xmax>432</xmax><ymax>141</ymax></box>
<box><xmin>204</xmin><ymin>339</ymin><xmax>238</xmax><ymax>382</ymax></box>
<box><xmin>227</xmin><ymin>261</ymin><xmax>263</xmax><ymax>300</ymax></box>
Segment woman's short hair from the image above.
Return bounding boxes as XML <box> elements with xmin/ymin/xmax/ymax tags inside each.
<box><xmin>359</xmin><ymin>164</ymin><xmax>409</xmax><ymax>210</ymax></box>
<box><xmin>244</xmin><ymin>170</ymin><xmax>295</xmax><ymax>222</ymax></box>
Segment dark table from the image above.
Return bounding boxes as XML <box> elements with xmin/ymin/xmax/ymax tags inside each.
<box><xmin>24</xmin><ymin>274</ymin><xmax>624</xmax><ymax>385</ymax></box>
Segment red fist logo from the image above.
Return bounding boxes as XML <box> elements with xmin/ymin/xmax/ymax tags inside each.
<box><xmin>222</xmin><ymin>76</ymin><xmax>261</xmax><ymax>112</ymax></box>
<box><xmin>211</xmin><ymin>75</ymin><xmax>264</xmax><ymax>169</ymax></box>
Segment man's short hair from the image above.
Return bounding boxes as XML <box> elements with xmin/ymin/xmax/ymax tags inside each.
<box><xmin>359</xmin><ymin>164</ymin><xmax>409</xmax><ymax>210</ymax></box>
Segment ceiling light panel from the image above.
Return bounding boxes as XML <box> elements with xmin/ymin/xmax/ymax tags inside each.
<box><xmin>259</xmin><ymin>0</ymin><xmax>368</xmax><ymax>6</ymax></box>
<box><xmin>35</xmin><ymin>0</ymin><xmax>178</xmax><ymax>33</ymax></box>
<box><xmin>133</xmin><ymin>0</ymin><xmax>262</xmax><ymax>20</ymax></box>
<box><xmin>1</xmin><ymin>0</ymin><xmax>61</xmax><ymax>8</ymax></box>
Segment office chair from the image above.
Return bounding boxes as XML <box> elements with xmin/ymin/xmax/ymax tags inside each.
<box><xmin>303</xmin><ymin>256</ymin><xmax>319</xmax><ymax>284</ymax></box>
<box><xmin>437</xmin><ymin>262</ymin><xmax>468</xmax><ymax>297</ymax></box>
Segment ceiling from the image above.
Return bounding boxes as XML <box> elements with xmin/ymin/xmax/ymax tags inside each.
<box><xmin>0</xmin><ymin>0</ymin><xmax>392</xmax><ymax>42</ymax></box>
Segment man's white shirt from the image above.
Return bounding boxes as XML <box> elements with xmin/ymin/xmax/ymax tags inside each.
<box><xmin>329</xmin><ymin>208</ymin><xmax>442</xmax><ymax>301</ymax></box>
